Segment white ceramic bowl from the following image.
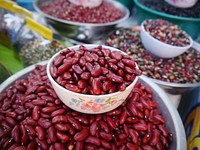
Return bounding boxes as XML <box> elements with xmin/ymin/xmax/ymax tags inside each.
<box><xmin>47</xmin><ymin>44</ymin><xmax>139</xmax><ymax>114</ymax></box>
<box><xmin>140</xmin><ymin>21</ymin><xmax>193</xmax><ymax>58</ymax></box>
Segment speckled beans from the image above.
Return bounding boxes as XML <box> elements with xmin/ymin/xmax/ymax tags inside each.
<box><xmin>0</xmin><ymin>65</ymin><xmax>172</xmax><ymax>149</ymax></box>
<box><xmin>106</xmin><ymin>28</ymin><xmax>200</xmax><ymax>83</ymax></box>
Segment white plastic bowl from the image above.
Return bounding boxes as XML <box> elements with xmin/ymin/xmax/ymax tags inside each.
<box><xmin>140</xmin><ymin>21</ymin><xmax>193</xmax><ymax>58</ymax></box>
<box><xmin>47</xmin><ymin>44</ymin><xmax>139</xmax><ymax>114</ymax></box>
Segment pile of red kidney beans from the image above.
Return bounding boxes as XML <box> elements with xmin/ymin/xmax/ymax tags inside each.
<box><xmin>0</xmin><ymin>63</ymin><xmax>172</xmax><ymax>150</ymax></box>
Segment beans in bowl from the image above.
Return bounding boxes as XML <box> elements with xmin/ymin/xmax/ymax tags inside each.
<box><xmin>143</xmin><ymin>19</ymin><xmax>190</xmax><ymax>47</ymax></box>
<box><xmin>0</xmin><ymin>65</ymin><xmax>172</xmax><ymax>149</ymax></box>
<box><xmin>50</xmin><ymin>45</ymin><xmax>142</xmax><ymax>95</ymax></box>
<box><xmin>41</xmin><ymin>0</ymin><xmax>125</xmax><ymax>24</ymax></box>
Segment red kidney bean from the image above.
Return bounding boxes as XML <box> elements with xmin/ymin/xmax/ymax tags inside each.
<box><xmin>32</xmin><ymin>99</ymin><xmax>46</xmax><ymax>106</ymax></box>
<box><xmin>119</xmin><ymin>110</ymin><xmax>127</xmax><ymax>124</ymax></box>
<box><xmin>102</xmin><ymin>80</ymin><xmax>112</xmax><ymax>92</ymax></box>
<box><xmin>57</xmin><ymin>63</ymin><xmax>71</xmax><ymax>75</ymax></box>
<box><xmin>91</xmin><ymin>64</ymin><xmax>102</xmax><ymax>77</ymax></box>
<box><xmin>85</xmin><ymin>136</ymin><xmax>101</xmax><ymax>146</ymax></box>
<box><xmin>80</xmin><ymin>72</ymin><xmax>90</xmax><ymax>80</ymax></box>
<box><xmin>100</xmin><ymin>131</ymin><xmax>113</xmax><ymax>141</ymax></box>
<box><xmin>36</xmin><ymin>138</ymin><xmax>49</xmax><ymax>150</ymax></box>
<box><xmin>65</xmin><ymin>84</ymin><xmax>81</xmax><ymax>93</ymax></box>
<box><xmin>106</xmin><ymin>109</ymin><xmax>121</xmax><ymax>116</ymax></box>
<box><xmin>11</xmin><ymin>125</ymin><xmax>21</xmax><ymax>144</ymax></box>
<box><xmin>35</xmin><ymin>126</ymin><xmax>45</xmax><ymax>140</ymax></box>
<box><xmin>92</xmin><ymin>78</ymin><xmax>101</xmax><ymax>95</ymax></box>
<box><xmin>119</xmin><ymin>145</ymin><xmax>126</xmax><ymax>150</ymax></box>
<box><xmin>41</xmin><ymin>112</ymin><xmax>51</xmax><ymax>119</ymax></box>
<box><xmin>41</xmin><ymin>106</ymin><xmax>57</xmax><ymax>113</ymax></box>
<box><xmin>101</xmin><ymin>139</ymin><xmax>111</xmax><ymax>149</ymax></box>
<box><xmin>142</xmin><ymin>132</ymin><xmax>152</xmax><ymax>143</ymax></box>
<box><xmin>99</xmin><ymin>120</ymin><xmax>110</xmax><ymax>133</ymax></box>
<box><xmin>66</xmin><ymin>123</ymin><xmax>76</xmax><ymax>135</ymax></box>
<box><xmin>25</xmin><ymin>125</ymin><xmax>36</xmax><ymax>136</ymax></box>
<box><xmin>129</xmin><ymin>128</ymin><xmax>138</xmax><ymax>144</ymax></box>
<box><xmin>56</xmin><ymin>131</ymin><xmax>70</xmax><ymax>142</ymax></box>
<box><xmin>110</xmin><ymin>51</ymin><xmax>122</xmax><ymax>60</ymax></box>
<box><xmin>47</xmin><ymin>126</ymin><xmax>57</xmax><ymax>143</ymax></box>
<box><xmin>27</xmin><ymin>141</ymin><xmax>37</xmax><ymax>150</ymax></box>
<box><xmin>8</xmin><ymin>143</ymin><xmax>19</xmax><ymax>150</ymax></box>
<box><xmin>74</xmin><ymin>116</ymin><xmax>89</xmax><ymax>125</ymax></box>
<box><xmin>52</xmin><ymin>115</ymin><xmax>68</xmax><ymax>124</ymax></box>
<box><xmin>62</xmin><ymin>72</ymin><xmax>71</xmax><ymax>80</ymax></box>
<box><xmin>38</xmin><ymin>117</ymin><xmax>52</xmax><ymax>129</ymax></box>
<box><xmin>25</xmin><ymin>117</ymin><xmax>38</xmax><ymax>126</ymax></box>
<box><xmin>6</xmin><ymin>112</ymin><xmax>17</xmax><ymax>118</ymax></box>
<box><xmin>19</xmin><ymin>124</ymin><xmax>29</xmax><ymax>145</ymax></box>
<box><xmin>50</xmin><ymin>109</ymin><xmax>65</xmax><ymax>118</ymax></box>
<box><xmin>106</xmin><ymin>73</ymin><xmax>124</xmax><ymax>83</ymax></box>
<box><xmin>75</xmin><ymin>141</ymin><xmax>83</xmax><ymax>150</ymax></box>
<box><xmin>68</xmin><ymin>115</ymin><xmax>82</xmax><ymax>130</ymax></box>
<box><xmin>50</xmin><ymin>66</ymin><xmax>58</xmax><ymax>78</ymax></box>
<box><xmin>55</xmin><ymin>123</ymin><xmax>68</xmax><ymax>131</ymax></box>
<box><xmin>14</xmin><ymin>146</ymin><xmax>27</xmax><ymax>150</ymax></box>
<box><xmin>54</xmin><ymin>143</ymin><xmax>65</xmax><ymax>150</ymax></box>
<box><xmin>5</xmin><ymin>117</ymin><xmax>16</xmax><ymax>127</ymax></box>
<box><xmin>90</xmin><ymin>121</ymin><xmax>99</xmax><ymax>136</ymax></box>
<box><xmin>54</xmin><ymin>55</ymin><xmax>65</xmax><ymax>67</ymax></box>
<box><xmin>72</xmin><ymin>64</ymin><xmax>83</xmax><ymax>74</ymax></box>
<box><xmin>126</xmin><ymin>143</ymin><xmax>138</xmax><ymax>150</ymax></box>
<box><xmin>74</xmin><ymin>128</ymin><xmax>89</xmax><ymax>141</ymax></box>
<box><xmin>77</xmin><ymin>80</ymin><xmax>87</xmax><ymax>89</ymax></box>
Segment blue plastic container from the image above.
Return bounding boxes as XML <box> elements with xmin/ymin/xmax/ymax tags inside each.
<box><xmin>17</xmin><ymin>0</ymin><xmax>35</xmax><ymax>11</ymax></box>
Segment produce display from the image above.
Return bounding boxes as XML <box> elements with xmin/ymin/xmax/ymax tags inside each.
<box><xmin>40</xmin><ymin>0</ymin><xmax>125</xmax><ymax>23</ymax></box>
<box><xmin>0</xmin><ymin>65</ymin><xmax>172</xmax><ymax>150</ymax></box>
<box><xmin>50</xmin><ymin>45</ymin><xmax>142</xmax><ymax>95</ymax></box>
<box><xmin>105</xmin><ymin>28</ymin><xmax>200</xmax><ymax>83</ymax></box>
<box><xmin>139</xmin><ymin>0</ymin><xmax>200</xmax><ymax>18</ymax></box>
<box><xmin>143</xmin><ymin>19</ymin><xmax>190</xmax><ymax>47</ymax></box>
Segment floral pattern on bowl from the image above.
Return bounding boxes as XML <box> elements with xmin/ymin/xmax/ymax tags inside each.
<box><xmin>69</xmin><ymin>97</ymin><xmax>124</xmax><ymax>113</ymax></box>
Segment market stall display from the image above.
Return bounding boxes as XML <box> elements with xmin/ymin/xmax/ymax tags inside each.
<box><xmin>105</xmin><ymin>28</ymin><xmax>200</xmax><ymax>94</ymax></box>
<box><xmin>134</xmin><ymin>0</ymin><xmax>200</xmax><ymax>39</ymax></box>
<box><xmin>34</xmin><ymin>0</ymin><xmax>129</xmax><ymax>42</ymax></box>
<box><xmin>0</xmin><ymin>61</ymin><xmax>186</xmax><ymax>150</ymax></box>
<box><xmin>140</xmin><ymin>19</ymin><xmax>193</xmax><ymax>58</ymax></box>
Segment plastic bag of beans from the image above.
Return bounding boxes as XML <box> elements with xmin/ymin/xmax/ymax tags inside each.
<box><xmin>178</xmin><ymin>87</ymin><xmax>200</xmax><ymax>149</ymax></box>
<box><xmin>13</xmin><ymin>17</ymin><xmax>65</xmax><ymax>66</ymax></box>
<box><xmin>0</xmin><ymin>1</ymin><xmax>32</xmax><ymax>48</ymax></box>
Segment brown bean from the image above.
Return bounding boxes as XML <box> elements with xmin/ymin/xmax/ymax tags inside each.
<box><xmin>74</xmin><ymin>128</ymin><xmax>89</xmax><ymax>141</ymax></box>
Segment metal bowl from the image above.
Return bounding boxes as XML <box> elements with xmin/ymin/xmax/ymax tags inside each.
<box><xmin>34</xmin><ymin>0</ymin><xmax>130</xmax><ymax>43</ymax></box>
<box><xmin>0</xmin><ymin>62</ymin><xmax>186</xmax><ymax>150</ymax></box>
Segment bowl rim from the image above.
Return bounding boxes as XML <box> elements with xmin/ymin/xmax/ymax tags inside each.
<box><xmin>141</xmin><ymin>20</ymin><xmax>193</xmax><ymax>49</ymax></box>
<box><xmin>46</xmin><ymin>44</ymin><xmax>139</xmax><ymax>98</ymax></box>
<box><xmin>134</xmin><ymin>0</ymin><xmax>200</xmax><ymax>21</ymax></box>
<box><xmin>34</xmin><ymin>0</ymin><xmax>130</xmax><ymax>27</ymax></box>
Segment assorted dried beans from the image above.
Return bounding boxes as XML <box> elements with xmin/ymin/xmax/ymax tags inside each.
<box><xmin>0</xmin><ymin>65</ymin><xmax>172</xmax><ymax>150</ymax></box>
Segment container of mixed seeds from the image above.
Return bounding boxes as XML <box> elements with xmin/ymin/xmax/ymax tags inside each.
<box><xmin>13</xmin><ymin>17</ymin><xmax>68</xmax><ymax>66</ymax></box>
<box><xmin>105</xmin><ymin>28</ymin><xmax>200</xmax><ymax>94</ymax></box>
<box><xmin>134</xmin><ymin>0</ymin><xmax>200</xmax><ymax>40</ymax></box>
